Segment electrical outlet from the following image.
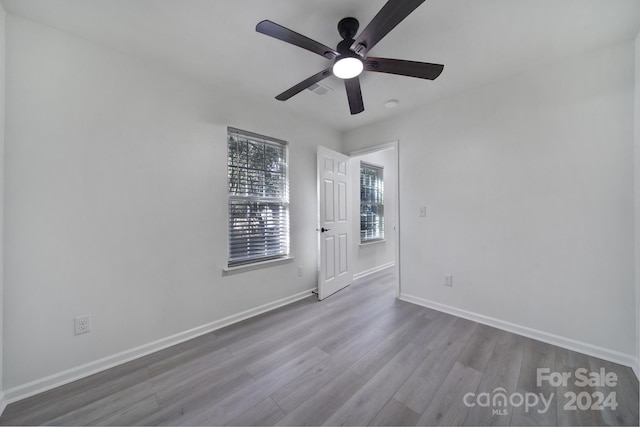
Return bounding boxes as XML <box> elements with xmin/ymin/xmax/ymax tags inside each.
<box><xmin>298</xmin><ymin>266</ymin><xmax>303</xmax><ymax>277</ymax></box>
<box><xmin>444</xmin><ymin>274</ymin><xmax>453</xmax><ymax>287</ymax></box>
<box><xmin>74</xmin><ymin>315</ymin><xmax>91</xmax><ymax>335</ymax></box>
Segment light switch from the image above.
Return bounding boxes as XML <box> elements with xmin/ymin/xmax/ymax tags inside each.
<box><xmin>419</xmin><ymin>206</ymin><xmax>427</xmax><ymax>217</ymax></box>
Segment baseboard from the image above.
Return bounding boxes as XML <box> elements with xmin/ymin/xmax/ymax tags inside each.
<box><xmin>632</xmin><ymin>360</ymin><xmax>639</xmax><ymax>380</ymax></box>
<box><xmin>353</xmin><ymin>262</ymin><xmax>395</xmax><ymax>281</ymax></box>
<box><xmin>399</xmin><ymin>293</ymin><xmax>637</xmax><ymax>369</ymax></box>
<box><xmin>3</xmin><ymin>288</ymin><xmax>316</xmax><ymax>404</ymax></box>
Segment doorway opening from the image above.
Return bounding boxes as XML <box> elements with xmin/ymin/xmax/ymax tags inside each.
<box><xmin>348</xmin><ymin>141</ymin><xmax>400</xmax><ymax>298</ymax></box>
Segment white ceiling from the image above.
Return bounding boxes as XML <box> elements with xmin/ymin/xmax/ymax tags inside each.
<box><xmin>2</xmin><ymin>0</ymin><xmax>640</xmax><ymax>132</ymax></box>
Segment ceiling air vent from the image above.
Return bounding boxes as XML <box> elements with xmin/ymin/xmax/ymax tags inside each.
<box><xmin>307</xmin><ymin>82</ymin><xmax>333</xmax><ymax>96</ymax></box>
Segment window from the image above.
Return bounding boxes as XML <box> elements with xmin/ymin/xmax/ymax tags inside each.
<box><xmin>360</xmin><ymin>162</ymin><xmax>384</xmax><ymax>242</ymax></box>
<box><xmin>227</xmin><ymin>127</ymin><xmax>289</xmax><ymax>267</ymax></box>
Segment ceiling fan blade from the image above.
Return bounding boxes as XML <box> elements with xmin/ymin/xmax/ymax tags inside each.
<box><xmin>275</xmin><ymin>68</ymin><xmax>333</xmax><ymax>101</ymax></box>
<box><xmin>344</xmin><ymin>77</ymin><xmax>364</xmax><ymax>115</ymax></box>
<box><xmin>365</xmin><ymin>57</ymin><xmax>444</xmax><ymax>80</ymax></box>
<box><xmin>257</xmin><ymin>20</ymin><xmax>339</xmax><ymax>59</ymax></box>
<box><xmin>351</xmin><ymin>0</ymin><xmax>426</xmax><ymax>56</ymax></box>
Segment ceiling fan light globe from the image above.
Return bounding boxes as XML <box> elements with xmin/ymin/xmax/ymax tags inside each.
<box><xmin>333</xmin><ymin>57</ymin><xmax>364</xmax><ymax>79</ymax></box>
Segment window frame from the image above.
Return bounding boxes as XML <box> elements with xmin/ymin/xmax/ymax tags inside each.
<box><xmin>360</xmin><ymin>161</ymin><xmax>385</xmax><ymax>243</ymax></box>
<box><xmin>226</xmin><ymin>127</ymin><xmax>290</xmax><ymax>268</ymax></box>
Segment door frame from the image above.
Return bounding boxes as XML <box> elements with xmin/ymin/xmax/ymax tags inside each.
<box><xmin>348</xmin><ymin>140</ymin><xmax>401</xmax><ymax>298</ymax></box>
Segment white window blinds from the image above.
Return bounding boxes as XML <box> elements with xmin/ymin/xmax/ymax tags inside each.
<box><xmin>227</xmin><ymin>128</ymin><xmax>290</xmax><ymax>267</ymax></box>
<box><xmin>360</xmin><ymin>162</ymin><xmax>384</xmax><ymax>242</ymax></box>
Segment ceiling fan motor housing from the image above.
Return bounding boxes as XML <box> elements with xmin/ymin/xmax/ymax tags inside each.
<box><xmin>336</xmin><ymin>38</ymin><xmax>357</xmax><ymax>57</ymax></box>
<box><xmin>337</xmin><ymin>17</ymin><xmax>359</xmax><ymax>40</ymax></box>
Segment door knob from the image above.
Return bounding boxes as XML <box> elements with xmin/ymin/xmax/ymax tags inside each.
<box><xmin>321</xmin><ymin>227</ymin><xmax>331</xmax><ymax>233</ymax></box>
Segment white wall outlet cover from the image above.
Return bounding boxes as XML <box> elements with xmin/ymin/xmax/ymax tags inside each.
<box><xmin>74</xmin><ymin>315</ymin><xmax>92</xmax><ymax>335</ymax></box>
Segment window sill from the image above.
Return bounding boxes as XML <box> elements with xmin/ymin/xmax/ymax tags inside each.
<box><xmin>223</xmin><ymin>256</ymin><xmax>295</xmax><ymax>275</ymax></box>
<box><xmin>360</xmin><ymin>239</ymin><xmax>386</xmax><ymax>247</ymax></box>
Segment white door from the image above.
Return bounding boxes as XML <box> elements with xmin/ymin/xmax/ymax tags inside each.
<box><xmin>317</xmin><ymin>146</ymin><xmax>352</xmax><ymax>300</ymax></box>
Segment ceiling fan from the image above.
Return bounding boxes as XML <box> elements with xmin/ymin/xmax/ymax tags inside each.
<box><xmin>256</xmin><ymin>0</ymin><xmax>444</xmax><ymax>115</ymax></box>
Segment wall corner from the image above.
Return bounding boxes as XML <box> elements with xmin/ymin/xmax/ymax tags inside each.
<box><xmin>0</xmin><ymin>3</ymin><xmax>6</xmax><ymax>410</ymax></box>
<box><xmin>634</xmin><ymin>30</ymin><xmax>640</xmax><ymax>381</ymax></box>
<box><xmin>0</xmin><ymin>0</ymin><xmax>6</xmax><ymax>412</ymax></box>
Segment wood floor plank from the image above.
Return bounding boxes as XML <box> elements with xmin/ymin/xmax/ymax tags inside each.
<box><xmin>510</xmin><ymin>399</ymin><xmax>558</xmax><ymax>427</ymax></box>
<box><xmin>515</xmin><ymin>337</ymin><xmax>557</xmax><ymax>393</ymax></box>
<box><xmin>275</xmin><ymin>369</ymin><xmax>367</xmax><ymax>426</ymax></box>
<box><xmin>152</xmin><ymin>357</ymin><xmax>251</xmax><ymax>406</ymax></box>
<box><xmin>145</xmin><ymin>333</ymin><xmax>224</xmax><ymax>378</ymax></box>
<box><xmin>0</xmin><ymin>366</ymin><xmax>151</xmax><ymax>426</ymax></box>
<box><xmin>226</xmin><ymin>319</ymin><xmax>313</xmax><ymax>358</ymax></box>
<box><xmin>456</xmin><ymin>323</ymin><xmax>501</xmax><ymax>373</ymax></box>
<box><xmin>348</xmin><ymin>314</ymin><xmax>431</xmax><ymax>380</ymax></box>
<box><xmin>150</xmin><ymin>347</ymin><xmax>236</xmax><ymax>403</ymax></box>
<box><xmin>554</xmin><ymin>347</ymin><xmax>607</xmax><ymax>426</ymax></box>
<box><xmin>240</xmin><ymin>291</ymin><xmax>392</xmax><ymax>381</ymax></box>
<box><xmin>93</xmin><ymin>394</ymin><xmax>160</xmax><ymax>426</ymax></box>
<box><xmin>366</xmin><ymin>299</ymin><xmax>423</xmax><ymax>334</ymax></box>
<box><xmin>317</xmin><ymin>299</ymin><xmax>398</xmax><ymax>355</ymax></box>
<box><xmin>369</xmin><ymin>398</ymin><xmax>420</xmax><ymax>426</ymax></box>
<box><xmin>211</xmin><ymin>297</ymin><xmax>316</xmax><ymax>346</ymax></box>
<box><xmin>410</xmin><ymin>311</ymin><xmax>458</xmax><ymax>348</ymax></box>
<box><xmin>228</xmin><ymin>397</ymin><xmax>285</xmax><ymax>426</ymax></box>
<box><xmin>413</xmin><ymin>317</ymin><xmax>477</xmax><ymax>379</ymax></box>
<box><xmin>324</xmin><ymin>342</ymin><xmax>430</xmax><ymax>426</ymax></box>
<box><xmin>179</xmin><ymin>347</ymin><xmax>329</xmax><ymax>426</ymax></box>
<box><xmin>243</xmin><ymin>330</ymin><xmax>322</xmax><ymax>379</ymax></box>
<box><xmin>393</xmin><ymin>376</ymin><xmax>433</xmax><ymax>416</ymax></box>
<box><xmin>417</xmin><ymin>361</ymin><xmax>484</xmax><ymax>426</ymax></box>
<box><xmin>463</xmin><ymin>331</ymin><xmax>525</xmax><ymax>426</ymax></box>
<box><xmin>219</xmin><ymin>297</ymin><xmax>347</xmax><ymax>358</ymax></box>
<box><xmin>395</xmin><ymin>318</ymin><xmax>476</xmax><ymax>414</ymax></box>
<box><xmin>135</xmin><ymin>370</ymin><xmax>255</xmax><ymax>426</ymax></box>
<box><xmin>510</xmin><ymin>338</ymin><xmax>557</xmax><ymax>426</ymax></box>
<box><xmin>270</xmin><ymin>357</ymin><xmax>345</xmax><ymax>414</ymax></box>
<box><xmin>44</xmin><ymin>381</ymin><xmax>156</xmax><ymax>426</ymax></box>
<box><xmin>271</xmin><ymin>325</ymin><xmax>389</xmax><ymax>413</ymax></box>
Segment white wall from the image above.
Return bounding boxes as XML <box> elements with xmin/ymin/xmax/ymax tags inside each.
<box><xmin>635</xmin><ymin>31</ymin><xmax>640</xmax><ymax>377</ymax></box>
<box><xmin>350</xmin><ymin>147</ymin><xmax>396</xmax><ymax>277</ymax></box>
<box><xmin>3</xmin><ymin>15</ymin><xmax>341</xmax><ymax>394</ymax></box>
<box><xmin>0</xmin><ymin>1</ymin><xmax>6</xmax><ymax>408</ymax></box>
<box><xmin>344</xmin><ymin>41</ymin><xmax>637</xmax><ymax>363</ymax></box>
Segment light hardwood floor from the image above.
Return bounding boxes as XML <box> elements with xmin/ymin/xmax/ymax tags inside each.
<box><xmin>1</xmin><ymin>268</ymin><xmax>638</xmax><ymax>426</ymax></box>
